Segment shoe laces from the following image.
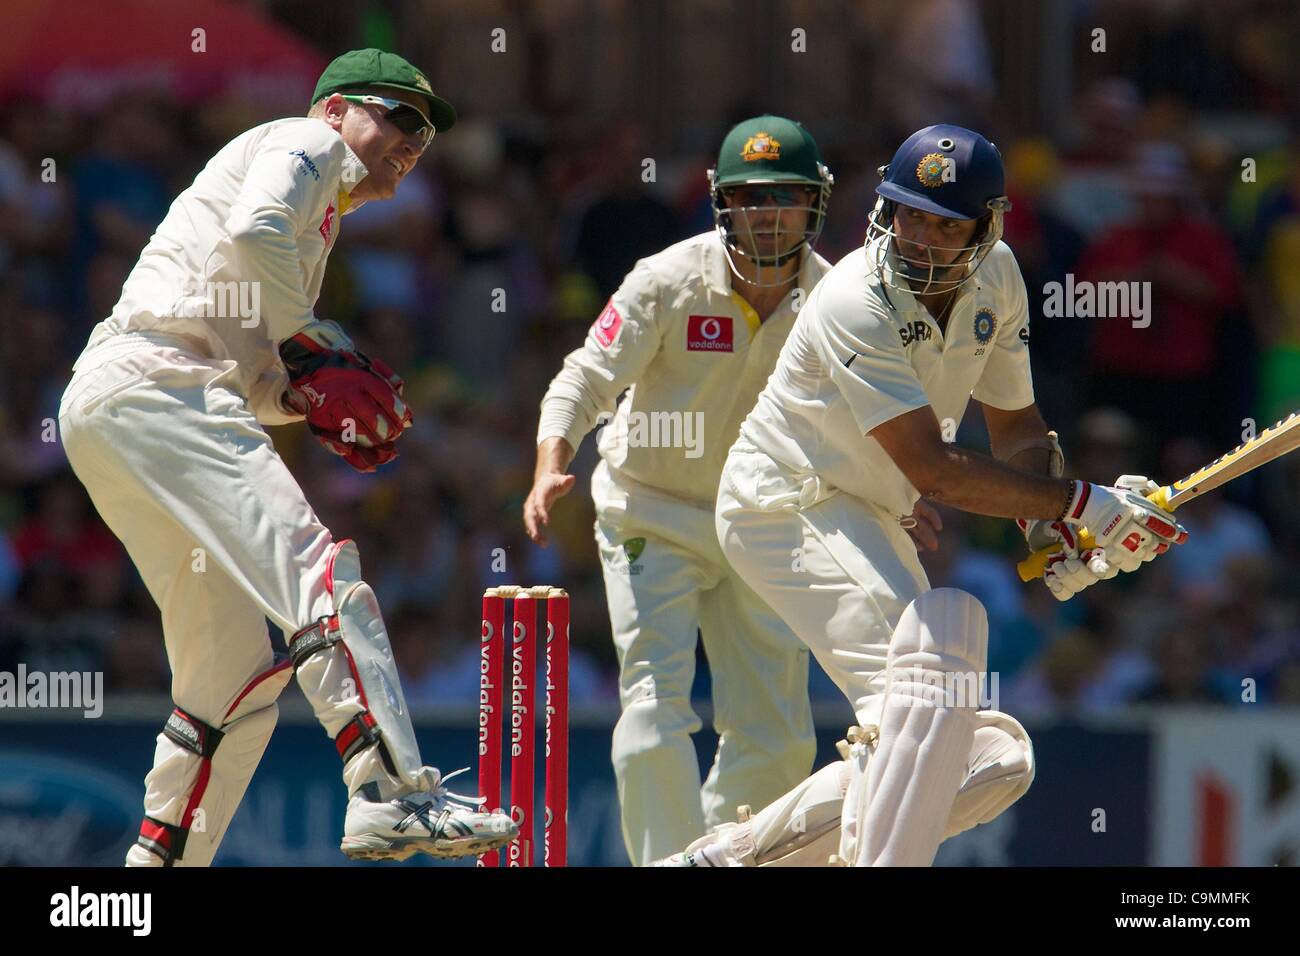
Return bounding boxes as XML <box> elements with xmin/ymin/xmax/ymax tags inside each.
<box><xmin>413</xmin><ymin>765</ymin><xmax>487</xmax><ymax>811</ymax></box>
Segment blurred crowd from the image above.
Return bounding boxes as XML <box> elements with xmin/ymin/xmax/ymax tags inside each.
<box><xmin>0</xmin><ymin>0</ymin><xmax>1297</xmax><ymax>718</ymax></box>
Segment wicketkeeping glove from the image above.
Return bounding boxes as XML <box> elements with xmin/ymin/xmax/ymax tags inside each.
<box><xmin>279</xmin><ymin>320</ymin><xmax>413</xmax><ymax>472</ymax></box>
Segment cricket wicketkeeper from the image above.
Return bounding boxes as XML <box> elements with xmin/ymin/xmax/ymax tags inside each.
<box><xmin>58</xmin><ymin>49</ymin><xmax>515</xmax><ymax>865</ymax></box>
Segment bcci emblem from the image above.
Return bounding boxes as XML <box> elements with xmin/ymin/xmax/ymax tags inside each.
<box><xmin>916</xmin><ymin>152</ymin><xmax>952</xmax><ymax>189</ymax></box>
<box><xmin>973</xmin><ymin>307</ymin><xmax>997</xmax><ymax>346</ymax></box>
<box><xmin>741</xmin><ymin>132</ymin><xmax>781</xmax><ymax>162</ymax></box>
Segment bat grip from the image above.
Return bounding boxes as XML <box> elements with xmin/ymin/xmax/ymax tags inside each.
<box><xmin>1016</xmin><ymin>530</ymin><xmax>1097</xmax><ymax>581</ymax></box>
<box><xmin>1015</xmin><ymin>485</ymin><xmax>1174</xmax><ymax>582</ymax></box>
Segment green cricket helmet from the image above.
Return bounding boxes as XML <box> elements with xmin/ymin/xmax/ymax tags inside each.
<box><xmin>708</xmin><ymin>115</ymin><xmax>833</xmax><ymax>287</ymax></box>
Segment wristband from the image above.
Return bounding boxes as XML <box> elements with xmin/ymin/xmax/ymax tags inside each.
<box><xmin>1058</xmin><ymin>479</ymin><xmax>1087</xmax><ymax>522</ymax></box>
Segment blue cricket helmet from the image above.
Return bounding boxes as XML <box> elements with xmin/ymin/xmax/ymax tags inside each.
<box><xmin>866</xmin><ymin>124</ymin><xmax>1012</xmax><ymax>295</ymax></box>
<box><xmin>875</xmin><ymin>124</ymin><xmax>1007</xmax><ymax>219</ymax></box>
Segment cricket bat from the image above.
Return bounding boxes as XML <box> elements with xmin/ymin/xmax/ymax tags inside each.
<box><xmin>1017</xmin><ymin>410</ymin><xmax>1300</xmax><ymax>582</ymax></box>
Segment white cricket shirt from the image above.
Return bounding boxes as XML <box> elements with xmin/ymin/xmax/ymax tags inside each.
<box><xmin>74</xmin><ymin>117</ymin><xmax>369</xmax><ymax>425</ymax></box>
<box><xmin>737</xmin><ymin>236</ymin><xmax>1035</xmax><ymax>518</ymax></box>
<box><xmin>538</xmin><ymin>232</ymin><xmax>832</xmax><ymax>505</ymax></box>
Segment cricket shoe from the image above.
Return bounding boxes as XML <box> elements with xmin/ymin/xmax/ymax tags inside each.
<box><xmin>341</xmin><ymin>767</ymin><xmax>517</xmax><ymax>862</ymax></box>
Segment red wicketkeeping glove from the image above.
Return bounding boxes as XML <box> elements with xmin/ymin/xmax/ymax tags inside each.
<box><xmin>279</xmin><ymin>321</ymin><xmax>412</xmax><ymax>472</ymax></box>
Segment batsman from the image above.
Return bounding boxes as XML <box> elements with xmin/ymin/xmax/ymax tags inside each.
<box><xmin>658</xmin><ymin>125</ymin><xmax>1190</xmax><ymax>867</ymax></box>
<box><xmin>58</xmin><ymin>49</ymin><xmax>515</xmax><ymax>865</ymax></box>
<box><xmin>526</xmin><ymin>117</ymin><xmax>834</xmax><ymax>865</ymax></box>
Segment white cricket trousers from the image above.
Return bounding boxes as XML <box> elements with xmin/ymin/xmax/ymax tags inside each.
<box><xmin>592</xmin><ymin>461</ymin><xmax>816</xmax><ymax>866</ymax></box>
<box><xmin>58</xmin><ymin>339</ymin><xmax>394</xmax><ymax>858</ymax></box>
<box><xmin>715</xmin><ymin>439</ymin><xmax>931</xmax><ymax>730</ymax></box>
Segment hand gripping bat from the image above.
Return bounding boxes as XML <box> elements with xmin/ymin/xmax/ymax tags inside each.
<box><xmin>1017</xmin><ymin>410</ymin><xmax>1300</xmax><ymax>582</ymax></box>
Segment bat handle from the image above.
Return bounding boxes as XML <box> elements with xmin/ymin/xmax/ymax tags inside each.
<box><xmin>1015</xmin><ymin>485</ymin><xmax>1174</xmax><ymax>582</ymax></box>
<box><xmin>1016</xmin><ymin>530</ymin><xmax>1097</xmax><ymax>581</ymax></box>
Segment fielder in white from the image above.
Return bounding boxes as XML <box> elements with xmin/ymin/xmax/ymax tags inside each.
<box><xmin>58</xmin><ymin>49</ymin><xmax>516</xmax><ymax>865</ymax></box>
<box><xmin>526</xmin><ymin>116</ymin><xmax>842</xmax><ymax>865</ymax></box>
<box><xmin>658</xmin><ymin>125</ymin><xmax>1189</xmax><ymax>867</ymax></box>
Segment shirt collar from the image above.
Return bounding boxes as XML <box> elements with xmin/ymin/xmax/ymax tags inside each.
<box><xmin>337</xmin><ymin>141</ymin><xmax>369</xmax><ymax>215</ymax></box>
<box><xmin>339</xmin><ymin>141</ymin><xmax>368</xmax><ymax>196</ymax></box>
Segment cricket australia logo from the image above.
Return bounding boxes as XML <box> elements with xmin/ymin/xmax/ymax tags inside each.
<box><xmin>973</xmin><ymin>307</ymin><xmax>997</xmax><ymax>356</ymax></box>
<box><xmin>621</xmin><ymin>537</ymin><xmax>645</xmax><ymax>575</ymax></box>
<box><xmin>741</xmin><ymin>132</ymin><xmax>781</xmax><ymax>162</ymax></box>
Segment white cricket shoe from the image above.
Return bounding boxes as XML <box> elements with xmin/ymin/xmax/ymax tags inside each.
<box><xmin>341</xmin><ymin>767</ymin><xmax>517</xmax><ymax>862</ymax></box>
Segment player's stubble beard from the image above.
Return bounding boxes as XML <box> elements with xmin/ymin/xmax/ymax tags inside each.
<box><xmin>729</xmin><ymin>206</ymin><xmax>808</xmax><ymax>291</ymax></box>
<box><xmin>894</xmin><ymin>234</ymin><xmax>979</xmax><ymax>297</ymax></box>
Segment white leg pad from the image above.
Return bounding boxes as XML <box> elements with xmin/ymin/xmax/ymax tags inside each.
<box><xmin>291</xmin><ymin>539</ymin><xmax>426</xmax><ymax>797</ymax></box>
<box><xmin>842</xmin><ymin>588</ymin><xmax>988</xmax><ymax>866</ymax></box>
<box><xmin>720</xmin><ymin>760</ymin><xmax>848</xmax><ymax>866</ymax></box>
<box><xmin>758</xmin><ymin>823</ymin><xmax>843</xmax><ymax>867</ymax></box>
<box><xmin>696</xmin><ymin>709</ymin><xmax>1032</xmax><ymax>868</ymax></box>
<box><xmin>944</xmin><ymin>709</ymin><xmax>1035</xmax><ymax>840</ymax></box>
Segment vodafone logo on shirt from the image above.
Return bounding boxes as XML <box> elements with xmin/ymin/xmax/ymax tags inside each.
<box><xmin>687</xmin><ymin>315</ymin><xmax>733</xmax><ymax>352</ymax></box>
<box><xmin>593</xmin><ymin>301</ymin><xmax>623</xmax><ymax>348</ymax></box>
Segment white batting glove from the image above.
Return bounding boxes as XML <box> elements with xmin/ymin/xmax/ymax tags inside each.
<box><xmin>1018</xmin><ymin>517</ymin><xmax>1115</xmax><ymax>602</ymax></box>
<box><xmin>1102</xmin><ymin>475</ymin><xmax>1181</xmax><ymax>570</ymax></box>
<box><xmin>1017</xmin><ymin>516</ymin><xmax>1078</xmax><ymax>553</ymax></box>
<box><xmin>1043</xmin><ymin>548</ymin><xmax>1118</xmax><ymax>601</ymax></box>
<box><xmin>1061</xmin><ymin>479</ymin><xmax>1188</xmax><ymax>559</ymax></box>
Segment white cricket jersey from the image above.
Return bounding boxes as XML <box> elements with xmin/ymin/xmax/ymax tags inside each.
<box><xmin>74</xmin><ymin>117</ymin><xmax>369</xmax><ymax>425</ymax></box>
<box><xmin>538</xmin><ymin>232</ymin><xmax>832</xmax><ymax>505</ymax></box>
<box><xmin>738</xmin><ymin>236</ymin><xmax>1035</xmax><ymax>518</ymax></box>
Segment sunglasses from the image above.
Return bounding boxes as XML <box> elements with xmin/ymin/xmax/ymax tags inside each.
<box><xmin>341</xmin><ymin>94</ymin><xmax>435</xmax><ymax>149</ymax></box>
<box><xmin>725</xmin><ymin>185</ymin><xmax>815</xmax><ymax>206</ymax></box>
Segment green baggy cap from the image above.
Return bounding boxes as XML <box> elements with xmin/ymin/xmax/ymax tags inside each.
<box><xmin>313</xmin><ymin>48</ymin><xmax>457</xmax><ymax>132</ymax></box>
<box><xmin>713</xmin><ymin>115</ymin><xmax>824</xmax><ymax>187</ymax></box>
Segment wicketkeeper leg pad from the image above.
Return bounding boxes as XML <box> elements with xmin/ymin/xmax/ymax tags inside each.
<box><xmin>290</xmin><ymin>539</ymin><xmax>425</xmax><ymax>798</ymax></box>
<box><xmin>841</xmin><ymin>588</ymin><xmax>987</xmax><ymax>866</ymax></box>
<box><xmin>127</xmin><ymin>657</ymin><xmax>292</xmax><ymax>867</ymax></box>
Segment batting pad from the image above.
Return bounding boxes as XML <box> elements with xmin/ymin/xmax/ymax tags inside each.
<box><xmin>944</xmin><ymin>709</ymin><xmax>1035</xmax><ymax>841</ymax></box>
<box><xmin>729</xmin><ymin>760</ymin><xmax>849</xmax><ymax>866</ymax></box>
<box><xmin>843</xmin><ymin>588</ymin><xmax>987</xmax><ymax>866</ymax></box>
